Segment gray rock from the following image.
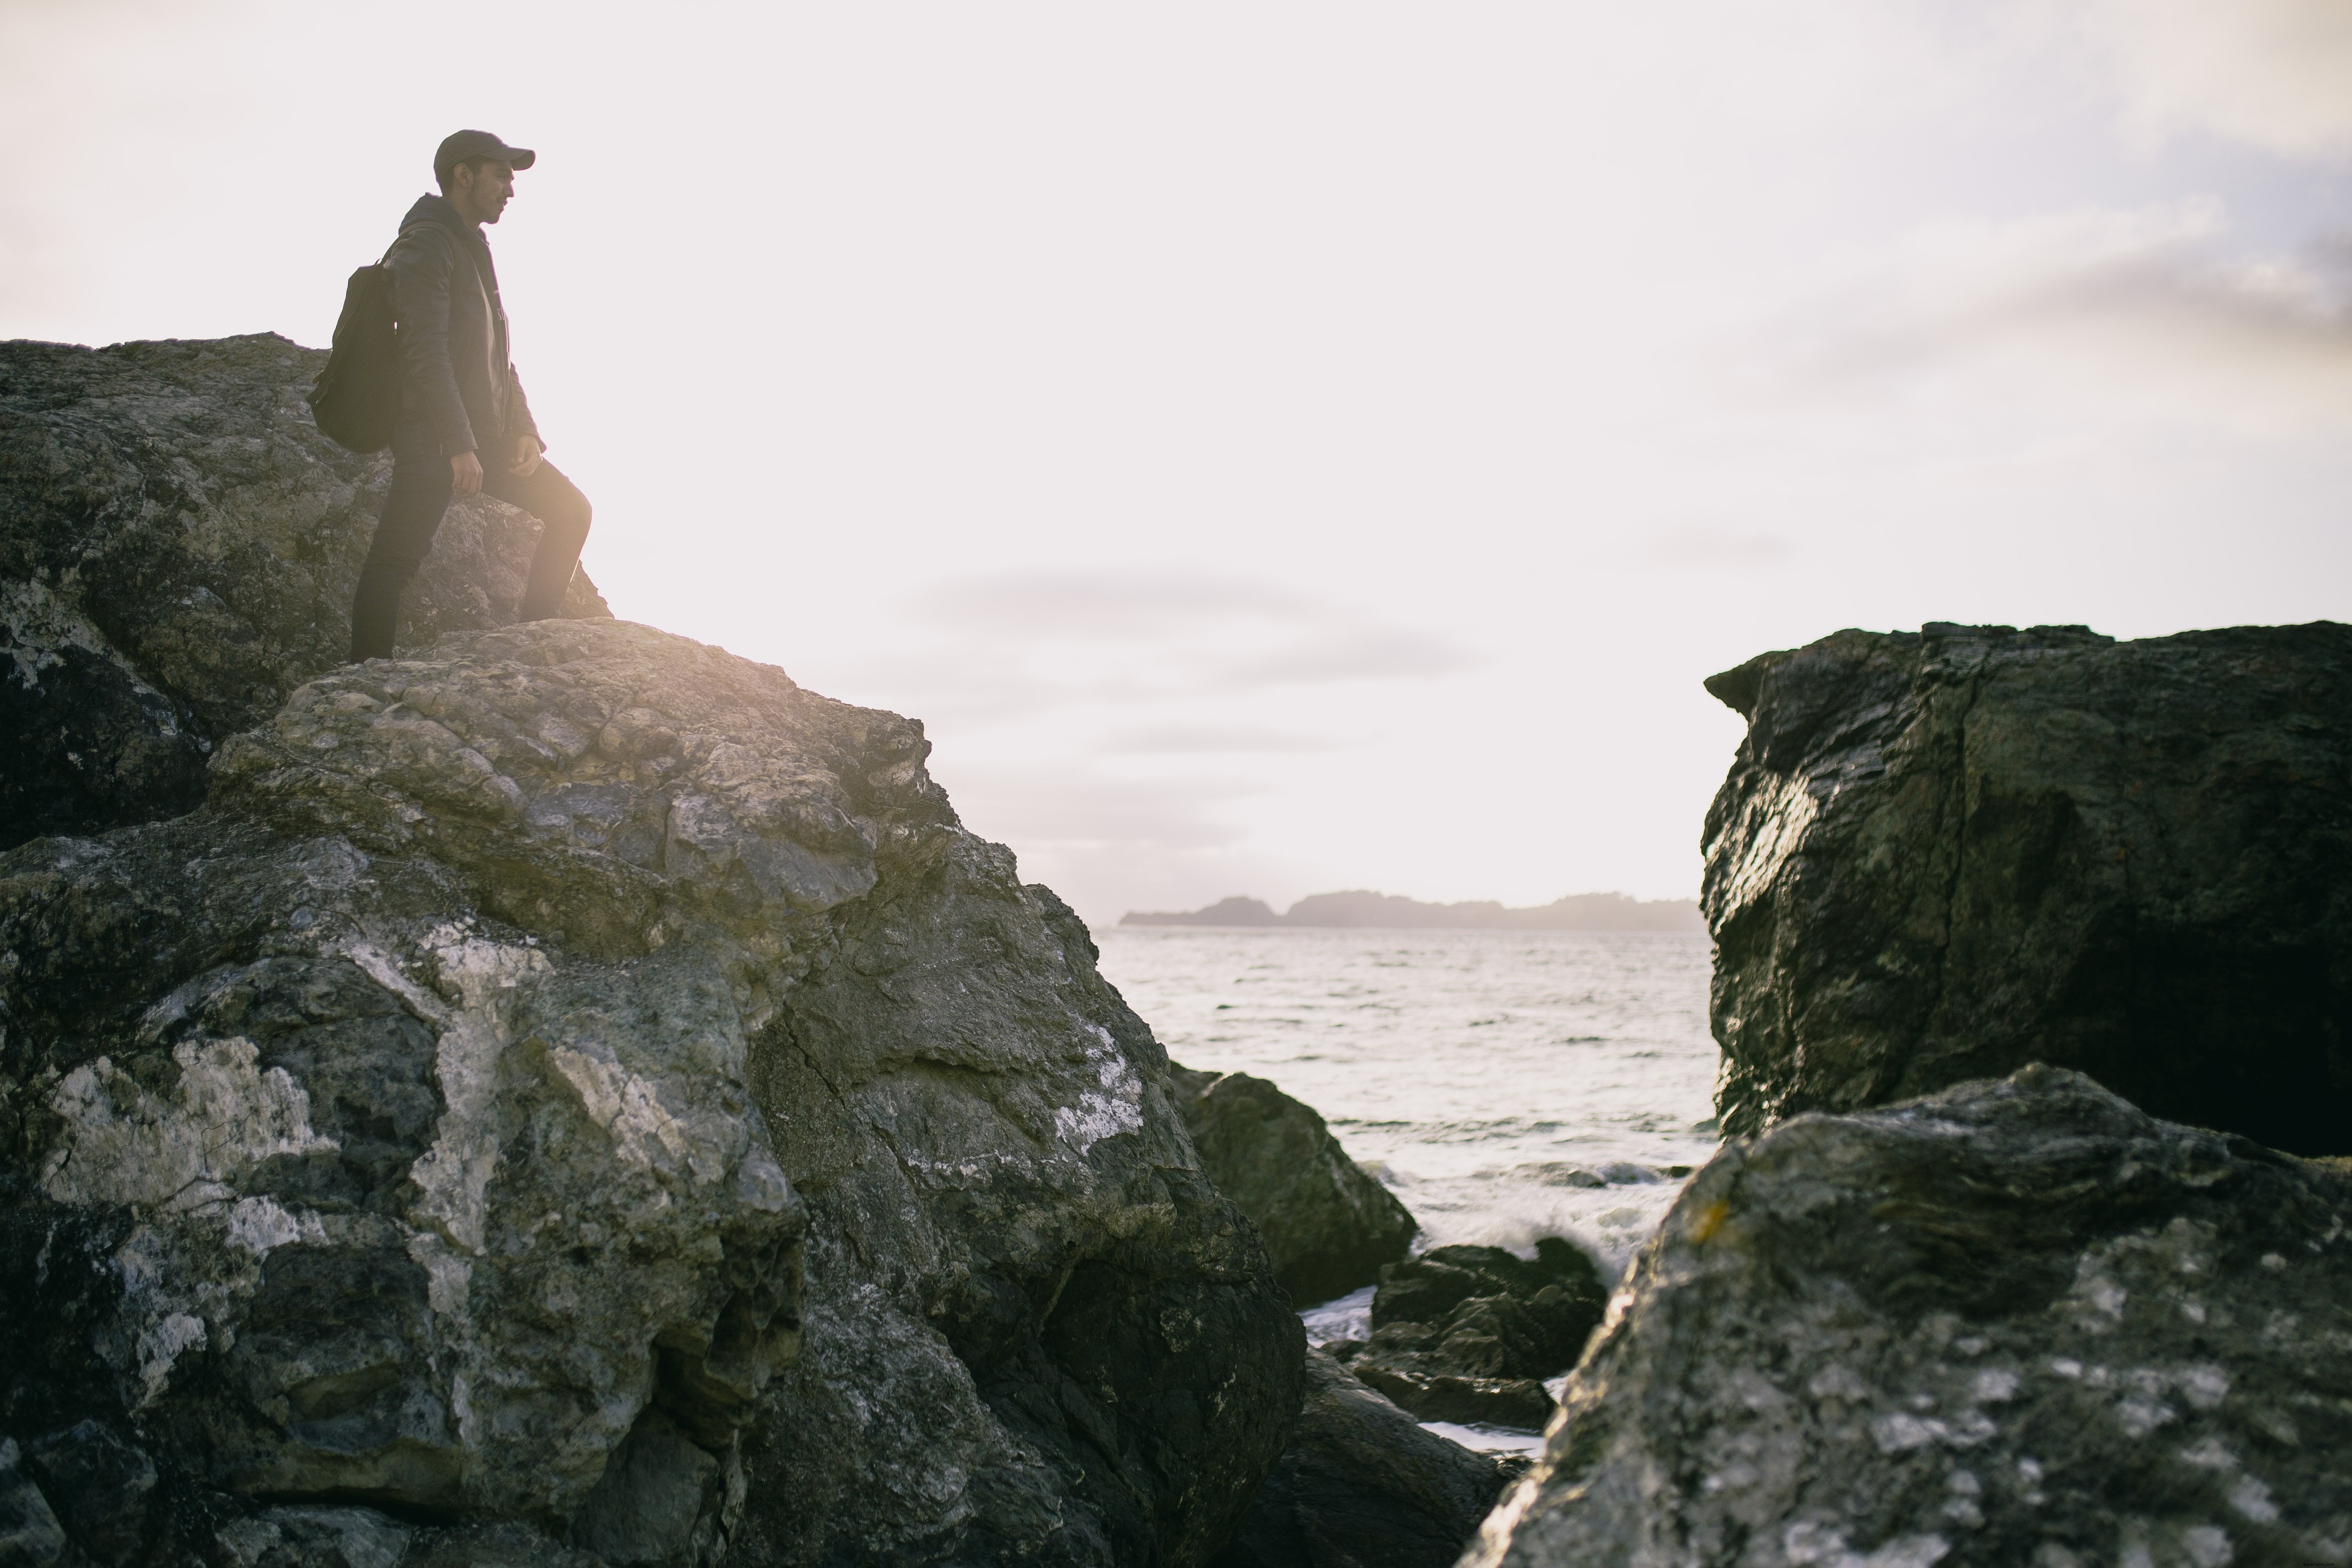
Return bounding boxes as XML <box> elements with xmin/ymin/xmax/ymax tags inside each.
<box><xmin>1169</xmin><ymin>1064</ymin><xmax>1418</xmax><ymax>1305</ymax></box>
<box><xmin>1344</xmin><ymin>1240</ymin><xmax>1607</xmax><ymax>1429</ymax></box>
<box><xmin>1</xmin><ymin>616</ymin><xmax>1301</xmax><ymax>1565</ymax></box>
<box><xmin>1212</xmin><ymin>1346</ymin><xmax>1510</xmax><ymax>1568</ymax></box>
<box><xmin>1466</xmin><ymin>1066</ymin><xmax>2352</xmax><ymax>1568</ymax></box>
<box><xmin>0</xmin><ymin>334</ymin><xmax>611</xmax><ymax>849</ymax></box>
<box><xmin>1700</xmin><ymin>621</ymin><xmax>2352</xmax><ymax>1154</ymax></box>
<box><xmin>0</xmin><ymin>1440</ymin><xmax>69</xmax><ymax>1568</ymax></box>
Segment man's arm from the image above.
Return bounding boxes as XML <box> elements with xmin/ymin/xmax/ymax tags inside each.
<box><xmin>505</xmin><ymin>365</ymin><xmax>544</xmax><ymax>475</ymax></box>
<box><xmin>387</xmin><ymin>229</ymin><xmax>479</xmax><ymax>461</ymax></box>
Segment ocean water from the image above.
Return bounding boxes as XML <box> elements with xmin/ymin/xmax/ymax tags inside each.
<box><xmin>1093</xmin><ymin>925</ymin><xmax>1724</xmax><ymax>1452</ymax></box>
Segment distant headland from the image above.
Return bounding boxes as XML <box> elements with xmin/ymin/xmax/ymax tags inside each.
<box><xmin>1119</xmin><ymin>889</ymin><xmax>1705</xmax><ymax>931</ymax></box>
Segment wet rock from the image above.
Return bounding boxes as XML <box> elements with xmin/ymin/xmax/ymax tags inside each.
<box><xmin>1345</xmin><ymin>1240</ymin><xmax>1608</xmax><ymax>1427</ymax></box>
<box><xmin>1467</xmin><ymin>1066</ymin><xmax>2352</xmax><ymax>1568</ymax></box>
<box><xmin>1213</xmin><ymin>1346</ymin><xmax>1512</xmax><ymax>1568</ymax></box>
<box><xmin>1</xmin><ymin>617</ymin><xmax>1301</xmax><ymax>1566</ymax></box>
<box><xmin>1701</xmin><ymin>621</ymin><xmax>2352</xmax><ymax>1154</ymax></box>
<box><xmin>1347</xmin><ymin>1367</ymin><xmax>1555</xmax><ymax>1431</ymax></box>
<box><xmin>1169</xmin><ymin>1063</ymin><xmax>1418</xmax><ymax>1304</ymax></box>
<box><xmin>0</xmin><ymin>334</ymin><xmax>611</xmax><ymax>849</ymax></box>
<box><xmin>0</xmin><ymin>1440</ymin><xmax>69</xmax><ymax>1567</ymax></box>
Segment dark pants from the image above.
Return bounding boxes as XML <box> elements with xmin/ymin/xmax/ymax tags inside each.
<box><xmin>348</xmin><ymin>424</ymin><xmax>593</xmax><ymax>662</ymax></box>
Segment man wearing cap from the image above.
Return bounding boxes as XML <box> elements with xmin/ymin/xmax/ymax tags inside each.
<box><xmin>348</xmin><ymin>129</ymin><xmax>593</xmax><ymax>662</ymax></box>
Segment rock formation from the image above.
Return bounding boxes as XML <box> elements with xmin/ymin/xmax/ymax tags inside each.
<box><xmin>0</xmin><ymin>334</ymin><xmax>610</xmax><ymax>850</ymax></box>
<box><xmin>1</xmin><ymin>609</ymin><xmax>1303</xmax><ymax>1563</ymax></box>
<box><xmin>1168</xmin><ymin>1065</ymin><xmax>1417</xmax><ymax>1305</ymax></box>
<box><xmin>1339</xmin><ymin>1241</ymin><xmax>1608</xmax><ymax>1430</ymax></box>
<box><xmin>1212</xmin><ymin>1347</ymin><xmax>1513</xmax><ymax>1568</ymax></box>
<box><xmin>1465</xmin><ymin>1066</ymin><xmax>2352</xmax><ymax>1567</ymax></box>
<box><xmin>1701</xmin><ymin>621</ymin><xmax>2352</xmax><ymax>1155</ymax></box>
<box><xmin>1123</xmin><ymin>891</ymin><xmax>1703</xmax><ymax>931</ymax></box>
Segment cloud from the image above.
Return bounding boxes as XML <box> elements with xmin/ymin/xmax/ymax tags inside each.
<box><xmin>1638</xmin><ymin>527</ymin><xmax>1797</xmax><ymax>572</ymax></box>
<box><xmin>1755</xmin><ymin>200</ymin><xmax>2352</xmax><ymax>426</ymax></box>
<box><xmin>1096</xmin><ymin>723</ymin><xmax>1348</xmax><ymax>755</ymax></box>
<box><xmin>2074</xmin><ymin>0</ymin><xmax>2352</xmax><ymax>157</ymax></box>
<box><xmin>936</xmin><ymin>766</ymin><xmax>1263</xmax><ymax>851</ymax></box>
<box><xmin>842</xmin><ymin>569</ymin><xmax>1481</xmax><ymax>723</ymax></box>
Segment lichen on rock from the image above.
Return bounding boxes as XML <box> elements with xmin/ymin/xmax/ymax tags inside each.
<box><xmin>1700</xmin><ymin>620</ymin><xmax>2352</xmax><ymax>1155</ymax></box>
<box><xmin>1467</xmin><ymin>1066</ymin><xmax>2352</xmax><ymax>1567</ymax></box>
<box><xmin>0</xmin><ymin>333</ymin><xmax>612</xmax><ymax>851</ymax></box>
<box><xmin>2</xmin><ymin>612</ymin><xmax>1302</xmax><ymax>1565</ymax></box>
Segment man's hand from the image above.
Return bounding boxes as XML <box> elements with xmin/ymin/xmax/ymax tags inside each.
<box><xmin>450</xmin><ymin>450</ymin><xmax>484</xmax><ymax>496</ymax></box>
<box><xmin>510</xmin><ymin>434</ymin><xmax>544</xmax><ymax>477</ymax></box>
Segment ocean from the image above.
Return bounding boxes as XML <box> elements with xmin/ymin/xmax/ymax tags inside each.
<box><xmin>1092</xmin><ymin>924</ymin><xmax>1723</xmax><ymax>1453</ymax></box>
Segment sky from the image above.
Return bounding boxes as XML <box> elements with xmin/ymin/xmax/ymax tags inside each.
<box><xmin>5</xmin><ymin>0</ymin><xmax>2349</xmax><ymax>927</ymax></box>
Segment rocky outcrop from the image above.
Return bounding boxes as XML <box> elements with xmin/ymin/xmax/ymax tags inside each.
<box><xmin>1123</xmin><ymin>891</ymin><xmax>1703</xmax><ymax>931</ymax></box>
<box><xmin>1701</xmin><ymin>621</ymin><xmax>2352</xmax><ymax>1155</ymax></box>
<box><xmin>1212</xmin><ymin>1347</ymin><xmax>1513</xmax><ymax>1568</ymax></box>
<box><xmin>0</xmin><ymin>334</ymin><xmax>610</xmax><ymax>850</ymax></box>
<box><xmin>1168</xmin><ymin>1065</ymin><xmax>1417</xmax><ymax>1305</ymax></box>
<box><xmin>1467</xmin><ymin>1066</ymin><xmax>2352</xmax><ymax>1567</ymax></box>
<box><xmin>1</xmin><ymin>616</ymin><xmax>1302</xmax><ymax>1565</ymax></box>
<box><xmin>1341</xmin><ymin>1241</ymin><xmax>1608</xmax><ymax>1430</ymax></box>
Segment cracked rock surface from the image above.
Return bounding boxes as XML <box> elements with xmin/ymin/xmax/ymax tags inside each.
<box><xmin>0</xmin><ymin>333</ymin><xmax>610</xmax><ymax>850</ymax></box>
<box><xmin>1467</xmin><ymin>1066</ymin><xmax>2352</xmax><ymax>1568</ymax></box>
<box><xmin>1700</xmin><ymin>621</ymin><xmax>2352</xmax><ymax>1154</ymax></box>
<box><xmin>1</xmin><ymin>617</ymin><xmax>1302</xmax><ymax>1565</ymax></box>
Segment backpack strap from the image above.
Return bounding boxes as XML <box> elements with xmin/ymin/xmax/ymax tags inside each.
<box><xmin>379</xmin><ymin>221</ymin><xmax>444</xmax><ymax>266</ymax></box>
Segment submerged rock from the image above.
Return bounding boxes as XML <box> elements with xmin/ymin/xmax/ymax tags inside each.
<box><xmin>1169</xmin><ymin>1064</ymin><xmax>1418</xmax><ymax>1304</ymax></box>
<box><xmin>1701</xmin><ymin>621</ymin><xmax>2352</xmax><ymax>1154</ymax></box>
<box><xmin>1467</xmin><ymin>1066</ymin><xmax>2352</xmax><ymax>1567</ymax></box>
<box><xmin>0</xmin><ymin>618</ymin><xmax>1302</xmax><ymax>1565</ymax></box>
<box><xmin>1343</xmin><ymin>1240</ymin><xmax>1608</xmax><ymax>1429</ymax></box>
<box><xmin>0</xmin><ymin>334</ymin><xmax>610</xmax><ymax>850</ymax></box>
<box><xmin>1213</xmin><ymin>1346</ymin><xmax>1513</xmax><ymax>1568</ymax></box>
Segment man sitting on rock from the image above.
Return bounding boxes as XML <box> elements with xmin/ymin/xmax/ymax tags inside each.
<box><xmin>348</xmin><ymin>129</ymin><xmax>592</xmax><ymax>662</ymax></box>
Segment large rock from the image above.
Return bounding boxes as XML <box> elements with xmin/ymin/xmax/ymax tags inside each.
<box><xmin>1212</xmin><ymin>1346</ymin><xmax>1512</xmax><ymax>1568</ymax></box>
<box><xmin>1700</xmin><ymin>621</ymin><xmax>2352</xmax><ymax>1155</ymax></box>
<box><xmin>1169</xmin><ymin>1064</ymin><xmax>1417</xmax><ymax>1304</ymax></box>
<box><xmin>0</xmin><ymin>334</ymin><xmax>611</xmax><ymax>849</ymax></box>
<box><xmin>1</xmin><ymin>617</ymin><xmax>1302</xmax><ymax>1565</ymax></box>
<box><xmin>1467</xmin><ymin>1066</ymin><xmax>2352</xmax><ymax>1567</ymax></box>
<box><xmin>1343</xmin><ymin>1240</ymin><xmax>1608</xmax><ymax>1430</ymax></box>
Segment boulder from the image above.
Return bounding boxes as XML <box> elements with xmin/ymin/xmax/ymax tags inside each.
<box><xmin>0</xmin><ymin>334</ymin><xmax>611</xmax><ymax>849</ymax></box>
<box><xmin>1</xmin><ymin>616</ymin><xmax>1302</xmax><ymax>1565</ymax></box>
<box><xmin>1169</xmin><ymin>1064</ymin><xmax>1418</xmax><ymax>1305</ymax></box>
<box><xmin>1346</xmin><ymin>1240</ymin><xmax>1608</xmax><ymax>1429</ymax></box>
<box><xmin>1701</xmin><ymin>621</ymin><xmax>2352</xmax><ymax>1155</ymax></box>
<box><xmin>1466</xmin><ymin>1066</ymin><xmax>2352</xmax><ymax>1568</ymax></box>
<box><xmin>1213</xmin><ymin>1346</ymin><xmax>1513</xmax><ymax>1568</ymax></box>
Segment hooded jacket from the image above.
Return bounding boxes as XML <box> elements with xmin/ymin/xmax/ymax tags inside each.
<box><xmin>386</xmin><ymin>193</ymin><xmax>540</xmax><ymax>459</ymax></box>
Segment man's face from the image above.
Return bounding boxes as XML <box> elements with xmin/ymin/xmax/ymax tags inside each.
<box><xmin>453</xmin><ymin>160</ymin><xmax>516</xmax><ymax>224</ymax></box>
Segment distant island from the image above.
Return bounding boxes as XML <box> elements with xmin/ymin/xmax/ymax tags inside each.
<box><xmin>1119</xmin><ymin>889</ymin><xmax>1706</xmax><ymax>932</ymax></box>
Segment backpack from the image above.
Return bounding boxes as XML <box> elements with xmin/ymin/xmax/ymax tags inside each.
<box><xmin>306</xmin><ymin>224</ymin><xmax>435</xmax><ymax>454</ymax></box>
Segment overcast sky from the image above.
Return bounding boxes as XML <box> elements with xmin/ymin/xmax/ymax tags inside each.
<box><xmin>6</xmin><ymin>0</ymin><xmax>2349</xmax><ymax>925</ymax></box>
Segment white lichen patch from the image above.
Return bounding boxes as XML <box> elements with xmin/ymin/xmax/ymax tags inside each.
<box><xmin>542</xmin><ymin>1046</ymin><xmax>728</xmax><ymax>1181</ymax></box>
<box><xmin>1052</xmin><ymin>1026</ymin><xmax>1143</xmax><ymax>1155</ymax></box>
<box><xmin>226</xmin><ymin>1195</ymin><xmax>322</xmax><ymax>1257</ymax></box>
<box><xmin>41</xmin><ymin>1038</ymin><xmax>337</xmax><ymax>1209</ymax></box>
<box><xmin>136</xmin><ymin>1311</ymin><xmax>207</xmax><ymax>1403</ymax></box>
<box><xmin>398</xmin><ymin>931</ymin><xmax>549</xmax><ymax>1255</ymax></box>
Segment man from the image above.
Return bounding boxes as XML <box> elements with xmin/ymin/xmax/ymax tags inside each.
<box><xmin>348</xmin><ymin>129</ymin><xmax>592</xmax><ymax>662</ymax></box>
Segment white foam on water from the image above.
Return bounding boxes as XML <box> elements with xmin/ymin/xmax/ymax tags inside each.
<box><xmin>1099</xmin><ymin>926</ymin><xmax>1721</xmax><ymax>1281</ymax></box>
<box><xmin>1419</xmin><ymin>1420</ymin><xmax>1547</xmax><ymax>1457</ymax></box>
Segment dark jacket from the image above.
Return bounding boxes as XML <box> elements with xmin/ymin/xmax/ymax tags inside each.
<box><xmin>386</xmin><ymin>193</ymin><xmax>540</xmax><ymax>458</ymax></box>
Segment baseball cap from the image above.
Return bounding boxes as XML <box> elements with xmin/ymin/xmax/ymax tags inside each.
<box><xmin>434</xmin><ymin>130</ymin><xmax>537</xmax><ymax>180</ymax></box>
